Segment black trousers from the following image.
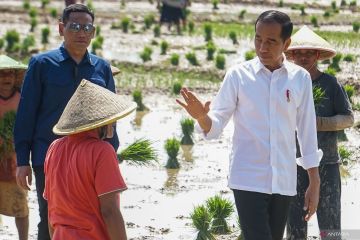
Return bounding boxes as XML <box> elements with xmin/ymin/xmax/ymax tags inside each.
<box><xmin>33</xmin><ymin>166</ymin><xmax>51</xmax><ymax>240</ymax></box>
<box><xmin>233</xmin><ymin>189</ymin><xmax>292</xmax><ymax>240</ymax></box>
<box><xmin>286</xmin><ymin>164</ymin><xmax>341</xmax><ymax>240</ymax></box>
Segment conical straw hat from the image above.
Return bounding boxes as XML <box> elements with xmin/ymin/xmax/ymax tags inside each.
<box><xmin>285</xmin><ymin>25</ymin><xmax>336</xmax><ymax>61</ymax></box>
<box><xmin>0</xmin><ymin>55</ymin><xmax>27</xmax><ymax>89</ymax></box>
<box><xmin>110</xmin><ymin>65</ymin><xmax>120</xmax><ymax>76</ymax></box>
<box><xmin>53</xmin><ymin>79</ymin><xmax>137</xmax><ymax>135</ymax></box>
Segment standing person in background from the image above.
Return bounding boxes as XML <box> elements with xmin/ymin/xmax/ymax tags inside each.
<box><xmin>0</xmin><ymin>55</ymin><xmax>28</xmax><ymax>240</ymax></box>
<box><xmin>44</xmin><ymin>80</ymin><xmax>135</xmax><ymax>240</ymax></box>
<box><xmin>14</xmin><ymin>4</ymin><xmax>119</xmax><ymax>240</ymax></box>
<box><xmin>177</xmin><ymin>11</ymin><xmax>322</xmax><ymax>240</ymax></box>
<box><xmin>65</xmin><ymin>0</ymin><xmax>85</xmax><ymax>7</ymax></box>
<box><xmin>157</xmin><ymin>0</ymin><xmax>188</xmax><ymax>34</ymax></box>
<box><xmin>285</xmin><ymin>25</ymin><xmax>354</xmax><ymax>240</ymax></box>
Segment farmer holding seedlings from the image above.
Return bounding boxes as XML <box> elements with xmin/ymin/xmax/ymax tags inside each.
<box><xmin>0</xmin><ymin>55</ymin><xmax>28</xmax><ymax>240</ymax></box>
<box><xmin>14</xmin><ymin>4</ymin><xmax>119</xmax><ymax>240</ymax></box>
<box><xmin>177</xmin><ymin>10</ymin><xmax>322</xmax><ymax>240</ymax></box>
<box><xmin>43</xmin><ymin>79</ymin><xmax>135</xmax><ymax>240</ymax></box>
<box><xmin>285</xmin><ymin>26</ymin><xmax>354</xmax><ymax>240</ymax></box>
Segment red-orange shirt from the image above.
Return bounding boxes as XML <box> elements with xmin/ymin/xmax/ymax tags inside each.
<box><xmin>43</xmin><ymin>129</ymin><xmax>127</xmax><ymax>240</ymax></box>
<box><xmin>0</xmin><ymin>91</ymin><xmax>20</xmax><ymax>182</ymax></box>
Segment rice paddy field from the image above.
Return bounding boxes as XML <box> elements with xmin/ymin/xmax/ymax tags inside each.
<box><xmin>0</xmin><ymin>0</ymin><xmax>360</xmax><ymax>239</ymax></box>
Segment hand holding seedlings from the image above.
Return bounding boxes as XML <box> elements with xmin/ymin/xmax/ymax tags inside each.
<box><xmin>176</xmin><ymin>87</ymin><xmax>212</xmax><ymax>133</ymax></box>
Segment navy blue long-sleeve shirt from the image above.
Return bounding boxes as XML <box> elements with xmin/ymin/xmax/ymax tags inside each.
<box><xmin>14</xmin><ymin>45</ymin><xmax>119</xmax><ymax>166</ymax></box>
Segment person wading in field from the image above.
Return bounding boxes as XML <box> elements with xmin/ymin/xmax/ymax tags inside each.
<box><xmin>177</xmin><ymin>11</ymin><xmax>322</xmax><ymax>240</ymax></box>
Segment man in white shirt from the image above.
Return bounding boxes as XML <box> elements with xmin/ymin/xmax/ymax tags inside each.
<box><xmin>177</xmin><ymin>10</ymin><xmax>322</xmax><ymax>240</ymax></box>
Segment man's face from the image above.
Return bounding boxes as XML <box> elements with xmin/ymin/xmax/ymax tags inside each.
<box><xmin>291</xmin><ymin>49</ymin><xmax>318</xmax><ymax>71</ymax></box>
<box><xmin>255</xmin><ymin>21</ymin><xmax>291</xmax><ymax>71</ymax></box>
<box><xmin>59</xmin><ymin>12</ymin><xmax>94</xmax><ymax>51</ymax></box>
<box><xmin>0</xmin><ymin>69</ymin><xmax>16</xmax><ymax>93</ymax></box>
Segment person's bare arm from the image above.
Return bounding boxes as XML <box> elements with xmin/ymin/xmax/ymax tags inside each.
<box><xmin>48</xmin><ymin>221</ymin><xmax>54</xmax><ymax>238</ymax></box>
<box><xmin>16</xmin><ymin>166</ymin><xmax>32</xmax><ymax>190</ymax></box>
<box><xmin>316</xmin><ymin>113</ymin><xmax>354</xmax><ymax>131</ymax></box>
<box><xmin>304</xmin><ymin>167</ymin><xmax>320</xmax><ymax>221</ymax></box>
<box><xmin>99</xmin><ymin>192</ymin><xmax>127</xmax><ymax>240</ymax></box>
<box><xmin>176</xmin><ymin>88</ymin><xmax>212</xmax><ymax>133</ymax></box>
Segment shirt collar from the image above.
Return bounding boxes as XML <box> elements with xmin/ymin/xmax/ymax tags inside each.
<box><xmin>253</xmin><ymin>54</ymin><xmax>290</xmax><ymax>74</ymax></box>
<box><xmin>57</xmin><ymin>43</ymin><xmax>94</xmax><ymax>66</ymax></box>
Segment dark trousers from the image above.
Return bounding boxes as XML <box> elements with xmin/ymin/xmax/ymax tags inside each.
<box><xmin>33</xmin><ymin>166</ymin><xmax>51</xmax><ymax>240</ymax></box>
<box><xmin>286</xmin><ymin>164</ymin><xmax>341</xmax><ymax>240</ymax></box>
<box><xmin>233</xmin><ymin>189</ymin><xmax>292</xmax><ymax>240</ymax></box>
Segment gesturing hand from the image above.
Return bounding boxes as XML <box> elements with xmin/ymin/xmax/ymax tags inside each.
<box><xmin>176</xmin><ymin>87</ymin><xmax>210</xmax><ymax>120</ymax></box>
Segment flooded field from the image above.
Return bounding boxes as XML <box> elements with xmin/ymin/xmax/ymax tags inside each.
<box><xmin>0</xmin><ymin>0</ymin><xmax>360</xmax><ymax>239</ymax></box>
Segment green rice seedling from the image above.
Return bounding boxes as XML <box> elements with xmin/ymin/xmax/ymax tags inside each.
<box><xmin>215</xmin><ymin>54</ymin><xmax>225</xmax><ymax>70</ymax></box>
<box><xmin>353</xmin><ymin>22</ymin><xmax>360</xmax><ymax>33</ymax></box>
<box><xmin>338</xmin><ymin>145</ymin><xmax>352</xmax><ymax>165</ymax></box>
<box><xmin>41</xmin><ymin>0</ymin><xmax>50</xmax><ymax>9</ymax></box>
<box><xmin>331</xmin><ymin>1</ymin><xmax>337</xmax><ymax>11</ymax></box>
<box><xmin>172</xmin><ymin>81</ymin><xmax>182</xmax><ymax>95</ymax></box>
<box><xmin>29</xmin><ymin>7</ymin><xmax>37</xmax><ymax>18</ymax></box>
<box><xmin>121</xmin><ymin>0</ymin><xmax>126</xmax><ymax>8</ymax></box>
<box><xmin>5</xmin><ymin>30</ymin><xmax>20</xmax><ymax>53</ymax></box>
<box><xmin>117</xmin><ymin>138</ymin><xmax>158</xmax><ymax>166</ymax></box>
<box><xmin>41</xmin><ymin>27</ymin><xmax>50</xmax><ymax>45</ymax></box>
<box><xmin>188</xmin><ymin>21</ymin><xmax>195</xmax><ymax>34</ymax></box>
<box><xmin>278</xmin><ymin>0</ymin><xmax>284</xmax><ymax>7</ymax></box>
<box><xmin>23</xmin><ymin>0</ymin><xmax>30</xmax><ymax>10</ymax></box>
<box><xmin>324</xmin><ymin>67</ymin><xmax>336</xmax><ymax>76</ymax></box>
<box><xmin>87</xmin><ymin>0</ymin><xmax>94</xmax><ymax>11</ymax></box>
<box><xmin>186</xmin><ymin>52</ymin><xmax>199</xmax><ymax>66</ymax></box>
<box><xmin>350</xmin><ymin>0</ymin><xmax>356</xmax><ymax>6</ymax></box>
<box><xmin>95</xmin><ymin>25</ymin><xmax>101</xmax><ymax>36</ymax></box>
<box><xmin>0</xmin><ymin>111</ymin><xmax>16</xmax><ymax>163</ymax></box>
<box><xmin>21</xmin><ymin>35</ymin><xmax>35</xmax><ymax>54</ymax></box>
<box><xmin>180</xmin><ymin>118</ymin><xmax>195</xmax><ymax>145</ymax></box>
<box><xmin>91</xmin><ymin>39</ymin><xmax>102</xmax><ymax>54</ymax></box>
<box><xmin>121</xmin><ymin>17</ymin><xmax>131</xmax><ymax>33</ymax></box>
<box><xmin>170</xmin><ymin>53</ymin><xmax>180</xmax><ymax>66</ymax></box>
<box><xmin>50</xmin><ymin>8</ymin><xmax>58</xmax><ymax>19</ymax></box>
<box><xmin>144</xmin><ymin>14</ymin><xmax>155</xmax><ymax>29</ymax></box>
<box><xmin>165</xmin><ymin>138</ymin><xmax>180</xmax><ymax>169</ymax></box>
<box><xmin>310</xmin><ymin>16</ymin><xmax>319</xmax><ymax>27</ymax></box>
<box><xmin>30</xmin><ymin>17</ymin><xmax>38</xmax><ymax>32</ymax></box>
<box><xmin>344</xmin><ymin>84</ymin><xmax>354</xmax><ymax>103</ymax></box>
<box><xmin>206</xmin><ymin>41</ymin><xmax>216</xmax><ymax>61</ymax></box>
<box><xmin>140</xmin><ymin>46</ymin><xmax>153</xmax><ymax>62</ymax></box>
<box><xmin>212</xmin><ymin>0</ymin><xmax>219</xmax><ymax>10</ymax></box>
<box><xmin>160</xmin><ymin>40</ymin><xmax>169</xmax><ymax>55</ymax></box>
<box><xmin>132</xmin><ymin>89</ymin><xmax>147</xmax><ymax>111</ymax></box>
<box><xmin>343</xmin><ymin>54</ymin><xmax>355</xmax><ymax>62</ymax></box>
<box><xmin>323</xmin><ymin>10</ymin><xmax>331</xmax><ymax>18</ymax></box>
<box><xmin>238</xmin><ymin>9</ymin><xmax>246</xmax><ymax>19</ymax></box>
<box><xmin>204</xmin><ymin>23</ymin><xmax>213</xmax><ymax>42</ymax></box>
<box><xmin>313</xmin><ymin>86</ymin><xmax>325</xmax><ymax>109</ymax></box>
<box><xmin>153</xmin><ymin>25</ymin><xmax>161</xmax><ymax>37</ymax></box>
<box><xmin>0</xmin><ymin>39</ymin><xmax>4</xmax><ymax>50</ymax></box>
<box><xmin>206</xmin><ymin>195</ymin><xmax>234</xmax><ymax>234</ymax></box>
<box><xmin>340</xmin><ymin>0</ymin><xmax>347</xmax><ymax>6</ymax></box>
<box><xmin>245</xmin><ymin>50</ymin><xmax>256</xmax><ymax>61</ymax></box>
<box><xmin>190</xmin><ymin>205</ymin><xmax>215</xmax><ymax>240</ymax></box>
<box><xmin>299</xmin><ymin>5</ymin><xmax>306</xmax><ymax>16</ymax></box>
<box><xmin>229</xmin><ymin>31</ymin><xmax>238</xmax><ymax>44</ymax></box>
<box><xmin>329</xmin><ymin>53</ymin><xmax>342</xmax><ymax>72</ymax></box>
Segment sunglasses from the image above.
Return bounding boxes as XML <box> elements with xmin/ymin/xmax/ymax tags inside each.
<box><xmin>66</xmin><ymin>22</ymin><xmax>95</xmax><ymax>34</ymax></box>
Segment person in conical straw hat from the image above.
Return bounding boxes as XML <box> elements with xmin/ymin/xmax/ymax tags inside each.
<box><xmin>285</xmin><ymin>26</ymin><xmax>354</xmax><ymax>240</ymax></box>
<box><xmin>0</xmin><ymin>55</ymin><xmax>29</xmax><ymax>240</ymax></box>
<box><xmin>43</xmin><ymin>79</ymin><xmax>136</xmax><ymax>240</ymax></box>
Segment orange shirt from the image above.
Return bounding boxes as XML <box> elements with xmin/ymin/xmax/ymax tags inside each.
<box><xmin>43</xmin><ymin>130</ymin><xmax>127</xmax><ymax>240</ymax></box>
<box><xmin>0</xmin><ymin>91</ymin><xmax>20</xmax><ymax>182</ymax></box>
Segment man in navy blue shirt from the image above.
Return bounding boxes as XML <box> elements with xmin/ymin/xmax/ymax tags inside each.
<box><xmin>14</xmin><ymin>4</ymin><xmax>119</xmax><ymax>240</ymax></box>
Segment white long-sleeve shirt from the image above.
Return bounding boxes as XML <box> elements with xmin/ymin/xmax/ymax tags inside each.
<box><xmin>197</xmin><ymin>57</ymin><xmax>322</xmax><ymax>196</ymax></box>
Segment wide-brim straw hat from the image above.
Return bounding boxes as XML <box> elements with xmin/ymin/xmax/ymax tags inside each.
<box><xmin>53</xmin><ymin>79</ymin><xmax>137</xmax><ymax>135</ymax></box>
<box><xmin>285</xmin><ymin>25</ymin><xmax>336</xmax><ymax>61</ymax></box>
<box><xmin>110</xmin><ymin>65</ymin><xmax>120</xmax><ymax>76</ymax></box>
<box><xmin>0</xmin><ymin>55</ymin><xmax>27</xmax><ymax>89</ymax></box>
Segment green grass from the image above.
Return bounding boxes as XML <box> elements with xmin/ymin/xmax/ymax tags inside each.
<box><xmin>114</xmin><ymin>63</ymin><xmax>222</xmax><ymax>90</ymax></box>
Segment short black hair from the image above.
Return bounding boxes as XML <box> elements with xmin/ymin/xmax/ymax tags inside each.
<box><xmin>61</xmin><ymin>4</ymin><xmax>94</xmax><ymax>24</ymax></box>
<box><xmin>255</xmin><ymin>10</ymin><xmax>293</xmax><ymax>42</ymax></box>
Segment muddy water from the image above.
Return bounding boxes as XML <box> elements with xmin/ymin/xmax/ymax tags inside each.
<box><xmin>2</xmin><ymin>92</ymin><xmax>358</xmax><ymax>239</ymax></box>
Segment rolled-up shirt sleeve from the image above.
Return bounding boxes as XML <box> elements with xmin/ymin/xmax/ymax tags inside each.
<box><xmin>195</xmin><ymin>69</ymin><xmax>238</xmax><ymax>140</ymax></box>
<box><xmin>296</xmin><ymin>72</ymin><xmax>322</xmax><ymax>169</ymax></box>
